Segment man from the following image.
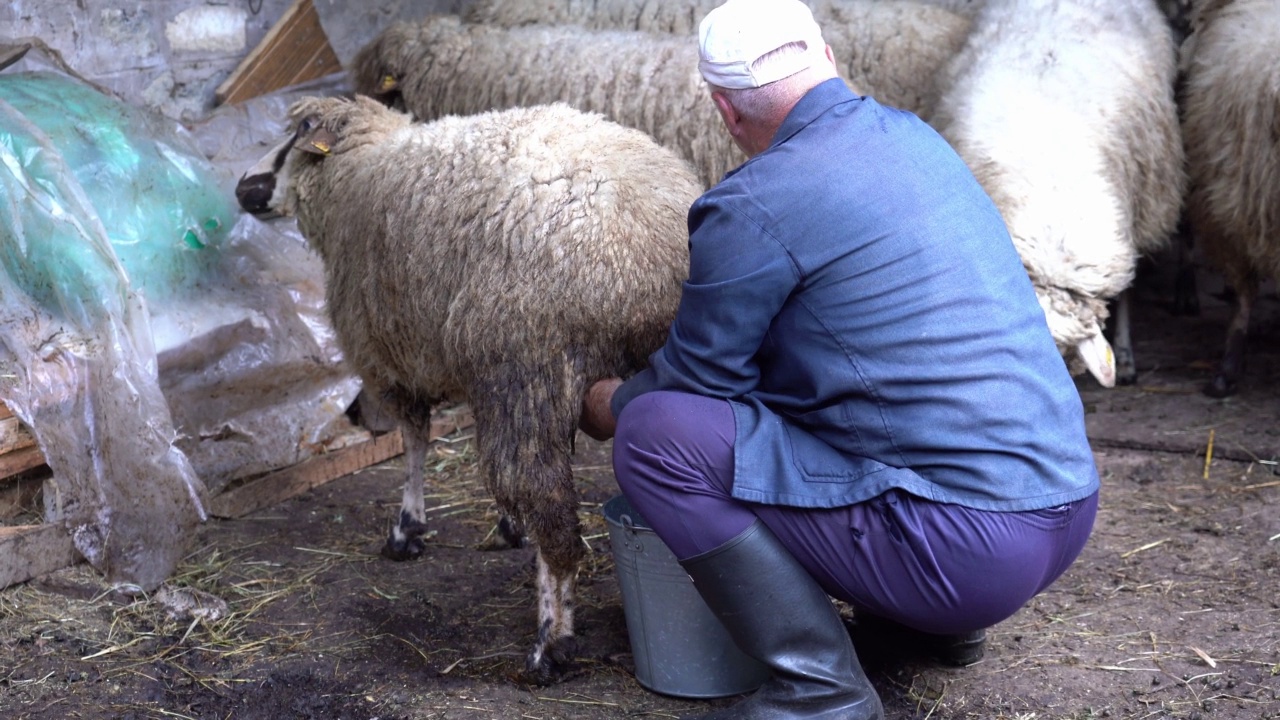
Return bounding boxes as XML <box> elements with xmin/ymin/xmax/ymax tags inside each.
<box><xmin>579</xmin><ymin>0</ymin><xmax>1101</xmax><ymax>718</ymax></box>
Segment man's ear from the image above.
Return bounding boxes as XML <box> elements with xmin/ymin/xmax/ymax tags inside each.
<box><xmin>711</xmin><ymin>90</ymin><xmax>743</xmax><ymax>139</ymax></box>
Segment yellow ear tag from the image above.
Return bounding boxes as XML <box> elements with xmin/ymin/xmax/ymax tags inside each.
<box><xmin>310</xmin><ymin>140</ymin><xmax>331</xmax><ymax>155</ymax></box>
<box><xmin>379</xmin><ymin>74</ymin><xmax>398</xmax><ymax>92</ymax></box>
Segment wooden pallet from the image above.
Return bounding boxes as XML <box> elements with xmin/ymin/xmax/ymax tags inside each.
<box><xmin>0</xmin><ymin>402</ymin><xmax>474</xmax><ymax>591</ymax></box>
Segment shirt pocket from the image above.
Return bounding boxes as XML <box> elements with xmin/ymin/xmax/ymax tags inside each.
<box><xmin>783</xmin><ymin>418</ymin><xmax>889</xmax><ymax>481</ymax></box>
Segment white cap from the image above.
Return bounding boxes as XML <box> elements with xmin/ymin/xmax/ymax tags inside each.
<box><xmin>698</xmin><ymin>0</ymin><xmax>828</xmax><ymax>89</ymax></box>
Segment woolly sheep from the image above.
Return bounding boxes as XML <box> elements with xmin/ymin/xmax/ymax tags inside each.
<box><xmin>915</xmin><ymin>0</ymin><xmax>986</xmax><ymax>16</ymax></box>
<box><xmin>1180</xmin><ymin>0</ymin><xmax>1280</xmax><ymax>396</ymax></box>
<box><xmin>234</xmin><ymin>97</ymin><xmax>700</xmax><ymax>683</ymax></box>
<box><xmin>927</xmin><ymin>0</ymin><xmax>1185</xmax><ymax>387</ymax></box>
<box><xmin>464</xmin><ymin>0</ymin><xmax>709</xmax><ymax>34</ymax></box>
<box><xmin>352</xmin><ymin>7</ymin><xmax>971</xmax><ymax>188</ymax></box>
<box><xmin>463</xmin><ymin>0</ymin><xmax>975</xmax><ymax>122</ymax></box>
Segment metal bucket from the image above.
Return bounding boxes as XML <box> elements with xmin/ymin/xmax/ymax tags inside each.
<box><xmin>603</xmin><ymin>494</ymin><xmax>770</xmax><ymax>698</ymax></box>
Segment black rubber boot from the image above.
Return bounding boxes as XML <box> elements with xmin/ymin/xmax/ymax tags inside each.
<box><xmin>851</xmin><ymin>614</ymin><xmax>987</xmax><ymax>667</ymax></box>
<box><xmin>680</xmin><ymin>520</ymin><xmax>884</xmax><ymax>720</ymax></box>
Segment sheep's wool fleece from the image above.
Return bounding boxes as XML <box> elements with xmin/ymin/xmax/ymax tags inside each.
<box><xmin>352</xmin><ymin>4</ymin><xmax>971</xmax><ymax>188</ymax></box>
<box><xmin>1181</xmin><ymin>0</ymin><xmax>1280</xmax><ymax>285</ymax></box>
<box><xmin>929</xmin><ymin>0</ymin><xmax>1185</xmax><ymax>356</ymax></box>
<box><xmin>279</xmin><ymin>97</ymin><xmax>699</xmax><ymax>415</ymax></box>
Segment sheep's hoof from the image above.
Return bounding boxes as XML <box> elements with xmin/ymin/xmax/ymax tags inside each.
<box><xmin>380</xmin><ymin>512</ymin><xmax>428</xmax><ymax>561</ymax></box>
<box><xmin>523</xmin><ymin>636</ymin><xmax>578</xmax><ymax>686</ymax></box>
<box><xmin>1203</xmin><ymin>374</ymin><xmax>1236</xmax><ymax>398</ymax></box>
<box><xmin>498</xmin><ymin>515</ymin><xmax>528</xmax><ymax>549</ymax></box>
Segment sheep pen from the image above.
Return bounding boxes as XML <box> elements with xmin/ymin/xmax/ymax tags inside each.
<box><xmin>233</xmin><ymin>96</ymin><xmax>701</xmax><ymax>684</ymax></box>
<box><xmin>352</xmin><ymin>6</ymin><xmax>971</xmax><ymax>189</ymax></box>
<box><xmin>1180</xmin><ymin>0</ymin><xmax>1280</xmax><ymax>397</ymax></box>
<box><xmin>927</xmin><ymin>0</ymin><xmax>1186</xmax><ymax>388</ymax></box>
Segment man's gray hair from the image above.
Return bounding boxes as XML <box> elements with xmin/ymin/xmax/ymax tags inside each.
<box><xmin>711</xmin><ymin>41</ymin><xmax>822</xmax><ymax>123</ymax></box>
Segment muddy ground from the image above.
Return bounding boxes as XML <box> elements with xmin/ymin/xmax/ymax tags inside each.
<box><xmin>1</xmin><ymin>265</ymin><xmax>1278</xmax><ymax>720</ymax></box>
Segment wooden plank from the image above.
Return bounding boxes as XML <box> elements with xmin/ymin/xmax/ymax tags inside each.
<box><xmin>0</xmin><ymin>446</ymin><xmax>47</xmax><ymax>480</ymax></box>
<box><xmin>0</xmin><ymin>42</ymin><xmax>32</xmax><ymax>73</ymax></box>
<box><xmin>209</xmin><ymin>429</ymin><xmax>404</xmax><ymax>518</ymax></box>
<box><xmin>208</xmin><ymin>405</ymin><xmax>475</xmax><ymax>519</ymax></box>
<box><xmin>214</xmin><ymin>0</ymin><xmax>343</xmax><ymax>106</ymax></box>
<box><xmin>0</xmin><ymin>416</ymin><xmax>37</xmax><ymax>456</ymax></box>
<box><xmin>0</xmin><ymin>523</ymin><xmax>80</xmax><ymax>591</ymax></box>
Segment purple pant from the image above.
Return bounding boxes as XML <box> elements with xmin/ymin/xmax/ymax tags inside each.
<box><xmin>612</xmin><ymin>391</ymin><xmax>1098</xmax><ymax>634</ymax></box>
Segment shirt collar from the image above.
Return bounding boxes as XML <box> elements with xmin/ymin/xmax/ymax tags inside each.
<box><xmin>769</xmin><ymin>78</ymin><xmax>862</xmax><ymax>151</ymax></box>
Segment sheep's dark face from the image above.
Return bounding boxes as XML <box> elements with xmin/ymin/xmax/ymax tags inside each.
<box><xmin>235</xmin><ymin>135</ymin><xmax>293</xmax><ymax>218</ymax></box>
<box><xmin>235</xmin><ymin>116</ymin><xmax>337</xmax><ymax>218</ymax></box>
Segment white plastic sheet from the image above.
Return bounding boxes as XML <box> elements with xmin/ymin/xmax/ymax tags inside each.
<box><xmin>0</xmin><ymin>47</ymin><xmax>359</xmax><ymax>591</ymax></box>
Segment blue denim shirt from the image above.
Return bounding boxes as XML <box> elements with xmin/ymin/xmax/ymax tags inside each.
<box><xmin>613</xmin><ymin>79</ymin><xmax>1100</xmax><ymax>512</ymax></box>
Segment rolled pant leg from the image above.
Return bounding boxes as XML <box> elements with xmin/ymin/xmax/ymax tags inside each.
<box><xmin>612</xmin><ymin>390</ymin><xmax>1099</xmax><ymax>634</ymax></box>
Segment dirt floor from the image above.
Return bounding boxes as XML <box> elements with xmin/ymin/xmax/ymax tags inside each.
<box><xmin>1</xmin><ymin>264</ymin><xmax>1279</xmax><ymax>720</ymax></box>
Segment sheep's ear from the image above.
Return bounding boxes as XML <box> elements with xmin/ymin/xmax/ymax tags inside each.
<box><xmin>1076</xmin><ymin>330</ymin><xmax>1116</xmax><ymax>388</ymax></box>
<box><xmin>298</xmin><ymin>125</ymin><xmax>339</xmax><ymax>156</ymax></box>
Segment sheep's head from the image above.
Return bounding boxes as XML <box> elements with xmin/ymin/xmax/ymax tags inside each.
<box><xmin>350</xmin><ymin>20</ymin><xmax>426</xmax><ymax>109</ymax></box>
<box><xmin>236</xmin><ymin>96</ymin><xmax>410</xmax><ymax>218</ymax></box>
<box><xmin>1035</xmin><ymin>285</ymin><xmax>1117</xmax><ymax>388</ymax></box>
<box><xmin>235</xmin><ymin>110</ymin><xmax>338</xmax><ymax>218</ymax></box>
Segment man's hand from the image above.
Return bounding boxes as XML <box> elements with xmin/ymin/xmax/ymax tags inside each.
<box><xmin>580</xmin><ymin>378</ymin><xmax>623</xmax><ymax>441</ymax></box>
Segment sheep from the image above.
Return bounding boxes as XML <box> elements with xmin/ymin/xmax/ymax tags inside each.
<box><xmin>352</xmin><ymin>7</ymin><xmax>972</xmax><ymax>188</ymax></box>
<box><xmin>463</xmin><ymin>0</ymin><xmax>710</xmax><ymax>34</ymax></box>
<box><xmin>233</xmin><ymin>96</ymin><xmax>700</xmax><ymax>683</ymax></box>
<box><xmin>927</xmin><ymin>0</ymin><xmax>1185</xmax><ymax>388</ymax></box>
<box><xmin>1179</xmin><ymin>0</ymin><xmax>1280</xmax><ymax>396</ymax></box>
<box><xmin>914</xmin><ymin>0</ymin><xmax>986</xmax><ymax>16</ymax></box>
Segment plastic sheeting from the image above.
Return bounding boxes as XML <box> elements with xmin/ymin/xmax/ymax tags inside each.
<box><xmin>0</xmin><ymin>50</ymin><xmax>359</xmax><ymax>591</ymax></box>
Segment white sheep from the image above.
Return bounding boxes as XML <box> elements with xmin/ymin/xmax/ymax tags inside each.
<box><xmin>1180</xmin><ymin>0</ymin><xmax>1280</xmax><ymax>396</ymax></box>
<box><xmin>464</xmin><ymin>0</ymin><xmax>975</xmax><ymax>112</ymax></box>
<box><xmin>234</xmin><ymin>96</ymin><xmax>701</xmax><ymax>683</ymax></box>
<box><xmin>915</xmin><ymin>0</ymin><xmax>986</xmax><ymax>16</ymax></box>
<box><xmin>352</xmin><ymin>7</ymin><xmax>971</xmax><ymax>188</ymax></box>
<box><xmin>464</xmin><ymin>0</ymin><xmax>710</xmax><ymax>34</ymax></box>
<box><xmin>927</xmin><ymin>0</ymin><xmax>1186</xmax><ymax>387</ymax></box>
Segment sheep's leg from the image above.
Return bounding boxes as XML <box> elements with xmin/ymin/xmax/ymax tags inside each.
<box><xmin>381</xmin><ymin>422</ymin><xmax>431</xmax><ymax>560</ymax></box>
<box><xmin>470</xmin><ymin>372</ymin><xmax>585</xmax><ymax>685</ymax></box>
<box><xmin>1113</xmin><ymin>289</ymin><xmax>1137</xmax><ymax>385</ymax></box>
<box><xmin>1172</xmin><ymin>218</ymin><xmax>1200</xmax><ymax>316</ymax></box>
<box><xmin>1205</xmin><ymin>277</ymin><xmax>1256</xmax><ymax>398</ymax></box>
<box><xmin>527</xmin><ymin>547</ymin><xmax>579</xmax><ymax>682</ymax></box>
<box><xmin>514</xmin><ymin>453</ymin><xmax>584</xmax><ymax>685</ymax></box>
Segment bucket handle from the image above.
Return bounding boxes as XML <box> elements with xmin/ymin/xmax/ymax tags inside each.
<box><xmin>620</xmin><ymin>513</ymin><xmax>645</xmax><ymax>553</ymax></box>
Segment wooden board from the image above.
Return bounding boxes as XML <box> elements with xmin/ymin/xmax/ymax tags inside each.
<box><xmin>0</xmin><ymin>415</ymin><xmax>38</xmax><ymax>456</ymax></box>
<box><xmin>0</xmin><ymin>42</ymin><xmax>32</xmax><ymax>73</ymax></box>
<box><xmin>0</xmin><ymin>523</ymin><xmax>80</xmax><ymax>591</ymax></box>
<box><xmin>210</xmin><ymin>429</ymin><xmax>404</xmax><ymax>518</ymax></box>
<box><xmin>0</xmin><ymin>446</ymin><xmax>46</xmax><ymax>481</ymax></box>
<box><xmin>208</xmin><ymin>405</ymin><xmax>474</xmax><ymax>519</ymax></box>
<box><xmin>214</xmin><ymin>0</ymin><xmax>343</xmax><ymax>106</ymax></box>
